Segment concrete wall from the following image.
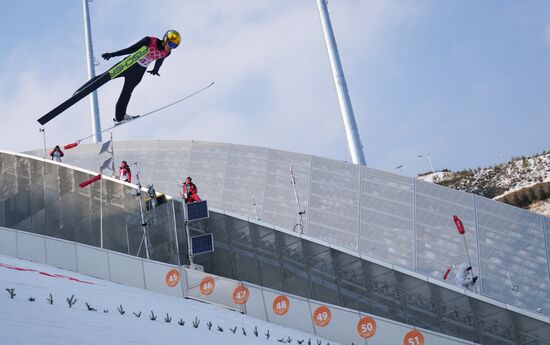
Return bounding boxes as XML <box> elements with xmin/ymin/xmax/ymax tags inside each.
<box><xmin>181</xmin><ymin>268</ymin><xmax>476</xmax><ymax>345</ymax></box>
<box><xmin>20</xmin><ymin>141</ymin><xmax>550</xmax><ymax>312</ymax></box>
<box><xmin>0</xmin><ymin>225</ymin><xmax>474</xmax><ymax>345</ymax></box>
<box><xmin>0</xmin><ymin>226</ymin><xmax>184</xmax><ymax>299</ymax></box>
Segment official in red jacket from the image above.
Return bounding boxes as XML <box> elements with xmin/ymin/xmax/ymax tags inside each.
<box><xmin>182</xmin><ymin>176</ymin><xmax>201</xmax><ymax>203</ymax></box>
<box><xmin>49</xmin><ymin>145</ymin><xmax>64</xmax><ymax>162</ymax></box>
<box><xmin>119</xmin><ymin>161</ymin><xmax>132</xmax><ymax>183</ymax></box>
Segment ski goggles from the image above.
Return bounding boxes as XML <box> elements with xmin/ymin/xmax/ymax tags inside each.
<box><xmin>167</xmin><ymin>40</ymin><xmax>178</xmax><ymax>48</ymax></box>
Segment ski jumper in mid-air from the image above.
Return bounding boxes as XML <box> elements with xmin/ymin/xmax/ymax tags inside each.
<box><xmin>37</xmin><ymin>30</ymin><xmax>181</xmax><ymax>126</ymax></box>
<box><xmin>85</xmin><ymin>30</ymin><xmax>181</xmax><ymax>123</ymax></box>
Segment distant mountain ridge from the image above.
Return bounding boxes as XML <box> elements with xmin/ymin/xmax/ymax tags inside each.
<box><xmin>417</xmin><ymin>150</ymin><xmax>550</xmax><ymax>217</ymax></box>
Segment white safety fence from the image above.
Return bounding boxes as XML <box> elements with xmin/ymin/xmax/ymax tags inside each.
<box><xmin>0</xmin><ymin>226</ymin><xmax>475</xmax><ymax>345</ymax></box>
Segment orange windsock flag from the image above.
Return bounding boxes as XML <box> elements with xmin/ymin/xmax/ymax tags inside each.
<box><xmin>64</xmin><ymin>141</ymin><xmax>80</xmax><ymax>150</ymax></box>
<box><xmin>79</xmin><ymin>174</ymin><xmax>101</xmax><ymax>188</ymax></box>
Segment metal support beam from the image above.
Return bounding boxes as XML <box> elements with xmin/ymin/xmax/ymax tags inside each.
<box><xmin>465</xmin><ymin>296</ymin><xmax>484</xmax><ymax>344</ymax></box>
<box><xmin>426</xmin><ymin>283</ymin><xmax>446</xmax><ymax>334</ymax></box>
<box><xmin>328</xmin><ymin>248</ymin><xmax>347</xmax><ymax>307</ymax></box>
<box><xmin>393</xmin><ymin>271</ymin><xmax>413</xmax><ymax>326</ymax></box>
<box><xmin>183</xmin><ymin>203</ymin><xmax>194</xmax><ymax>266</ymax></box>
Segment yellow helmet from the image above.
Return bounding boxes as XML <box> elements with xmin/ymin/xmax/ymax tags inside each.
<box><xmin>163</xmin><ymin>30</ymin><xmax>181</xmax><ymax>48</ymax></box>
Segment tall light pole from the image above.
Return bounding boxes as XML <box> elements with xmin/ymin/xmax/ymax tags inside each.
<box><xmin>417</xmin><ymin>154</ymin><xmax>434</xmax><ymax>172</ymax></box>
<box><xmin>316</xmin><ymin>0</ymin><xmax>366</xmax><ymax>166</ymax></box>
<box><xmin>82</xmin><ymin>0</ymin><xmax>102</xmax><ymax>143</ymax></box>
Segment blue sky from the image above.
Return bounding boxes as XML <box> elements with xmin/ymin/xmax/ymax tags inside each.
<box><xmin>1</xmin><ymin>1</ymin><xmax>549</xmax><ymax>176</ymax></box>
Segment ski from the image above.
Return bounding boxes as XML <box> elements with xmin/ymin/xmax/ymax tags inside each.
<box><xmin>69</xmin><ymin>81</ymin><xmax>215</xmax><ymax>145</ymax></box>
<box><xmin>37</xmin><ymin>46</ymin><xmax>150</xmax><ymax>125</ymax></box>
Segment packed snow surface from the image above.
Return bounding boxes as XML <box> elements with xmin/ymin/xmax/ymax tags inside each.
<box><xmin>0</xmin><ymin>255</ymin><xmax>336</xmax><ymax>345</ymax></box>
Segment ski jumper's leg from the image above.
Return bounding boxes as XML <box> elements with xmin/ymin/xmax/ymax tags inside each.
<box><xmin>115</xmin><ymin>65</ymin><xmax>146</xmax><ymax>121</ymax></box>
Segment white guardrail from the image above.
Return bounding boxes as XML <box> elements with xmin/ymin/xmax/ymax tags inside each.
<box><xmin>0</xmin><ymin>226</ymin><xmax>475</xmax><ymax>345</ymax></box>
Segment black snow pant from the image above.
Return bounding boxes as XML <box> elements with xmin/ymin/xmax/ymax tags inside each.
<box><xmin>114</xmin><ymin>64</ymin><xmax>146</xmax><ymax>121</ymax></box>
<box><xmin>75</xmin><ymin>64</ymin><xmax>146</xmax><ymax>121</ymax></box>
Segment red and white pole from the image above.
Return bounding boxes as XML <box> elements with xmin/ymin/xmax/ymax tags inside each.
<box><xmin>453</xmin><ymin>215</ymin><xmax>478</xmax><ymax>293</ymax></box>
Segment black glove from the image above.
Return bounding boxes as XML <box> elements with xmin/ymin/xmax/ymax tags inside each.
<box><xmin>147</xmin><ymin>70</ymin><xmax>160</xmax><ymax>76</ymax></box>
<box><xmin>102</xmin><ymin>52</ymin><xmax>114</xmax><ymax>60</ymax></box>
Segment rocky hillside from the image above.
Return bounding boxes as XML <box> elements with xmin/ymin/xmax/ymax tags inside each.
<box><xmin>417</xmin><ymin>150</ymin><xmax>550</xmax><ymax>217</ymax></box>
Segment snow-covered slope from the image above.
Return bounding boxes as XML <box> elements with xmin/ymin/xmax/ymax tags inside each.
<box><xmin>416</xmin><ymin>170</ymin><xmax>455</xmax><ymax>184</ymax></box>
<box><xmin>417</xmin><ymin>150</ymin><xmax>550</xmax><ymax>215</ymax></box>
<box><xmin>528</xmin><ymin>199</ymin><xmax>550</xmax><ymax>217</ymax></box>
<box><xmin>0</xmin><ymin>255</ymin><xmax>335</xmax><ymax>345</ymax></box>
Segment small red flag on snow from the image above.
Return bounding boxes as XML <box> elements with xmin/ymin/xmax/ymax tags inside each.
<box><xmin>79</xmin><ymin>174</ymin><xmax>101</xmax><ymax>188</ymax></box>
<box><xmin>443</xmin><ymin>267</ymin><xmax>452</xmax><ymax>280</ymax></box>
<box><xmin>453</xmin><ymin>215</ymin><xmax>465</xmax><ymax>235</ymax></box>
<box><xmin>64</xmin><ymin>141</ymin><xmax>80</xmax><ymax>150</ymax></box>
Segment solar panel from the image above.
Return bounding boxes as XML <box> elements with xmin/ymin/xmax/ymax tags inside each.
<box><xmin>99</xmin><ymin>140</ymin><xmax>112</xmax><ymax>155</ymax></box>
<box><xmin>186</xmin><ymin>200</ymin><xmax>209</xmax><ymax>221</ymax></box>
<box><xmin>100</xmin><ymin>157</ymin><xmax>112</xmax><ymax>171</ymax></box>
<box><xmin>191</xmin><ymin>233</ymin><xmax>214</xmax><ymax>255</ymax></box>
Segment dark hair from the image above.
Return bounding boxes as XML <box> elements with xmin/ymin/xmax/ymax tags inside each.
<box><xmin>186</xmin><ymin>176</ymin><xmax>192</xmax><ymax>181</ymax></box>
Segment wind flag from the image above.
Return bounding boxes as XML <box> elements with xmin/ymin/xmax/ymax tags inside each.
<box><xmin>453</xmin><ymin>215</ymin><xmax>465</xmax><ymax>235</ymax></box>
<box><xmin>64</xmin><ymin>141</ymin><xmax>80</xmax><ymax>150</ymax></box>
<box><xmin>443</xmin><ymin>267</ymin><xmax>452</xmax><ymax>280</ymax></box>
<box><xmin>79</xmin><ymin>174</ymin><xmax>101</xmax><ymax>188</ymax></box>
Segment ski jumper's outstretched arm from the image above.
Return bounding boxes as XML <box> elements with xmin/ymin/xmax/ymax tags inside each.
<box><xmin>104</xmin><ymin>37</ymin><xmax>168</xmax><ymax>75</ymax></box>
<box><xmin>103</xmin><ymin>37</ymin><xmax>151</xmax><ymax>59</ymax></box>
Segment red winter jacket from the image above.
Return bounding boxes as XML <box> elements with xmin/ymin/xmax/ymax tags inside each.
<box><xmin>49</xmin><ymin>148</ymin><xmax>64</xmax><ymax>162</ymax></box>
<box><xmin>183</xmin><ymin>182</ymin><xmax>201</xmax><ymax>203</ymax></box>
<box><xmin>120</xmin><ymin>166</ymin><xmax>132</xmax><ymax>183</ymax></box>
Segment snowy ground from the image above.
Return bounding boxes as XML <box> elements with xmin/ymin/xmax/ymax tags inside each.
<box><xmin>417</xmin><ymin>151</ymin><xmax>550</xmax><ymax>200</ymax></box>
<box><xmin>0</xmin><ymin>255</ymin><xmax>337</xmax><ymax>345</ymax></box>
<box><xmin>528</xmin><ymin>199</ymin><xmax>550</xmax><ymax>217</ymax></box>
<box><xmin>416</xmin><ymin>171</ymin><xmax>454</xmax><ymax>183</ymax></box>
